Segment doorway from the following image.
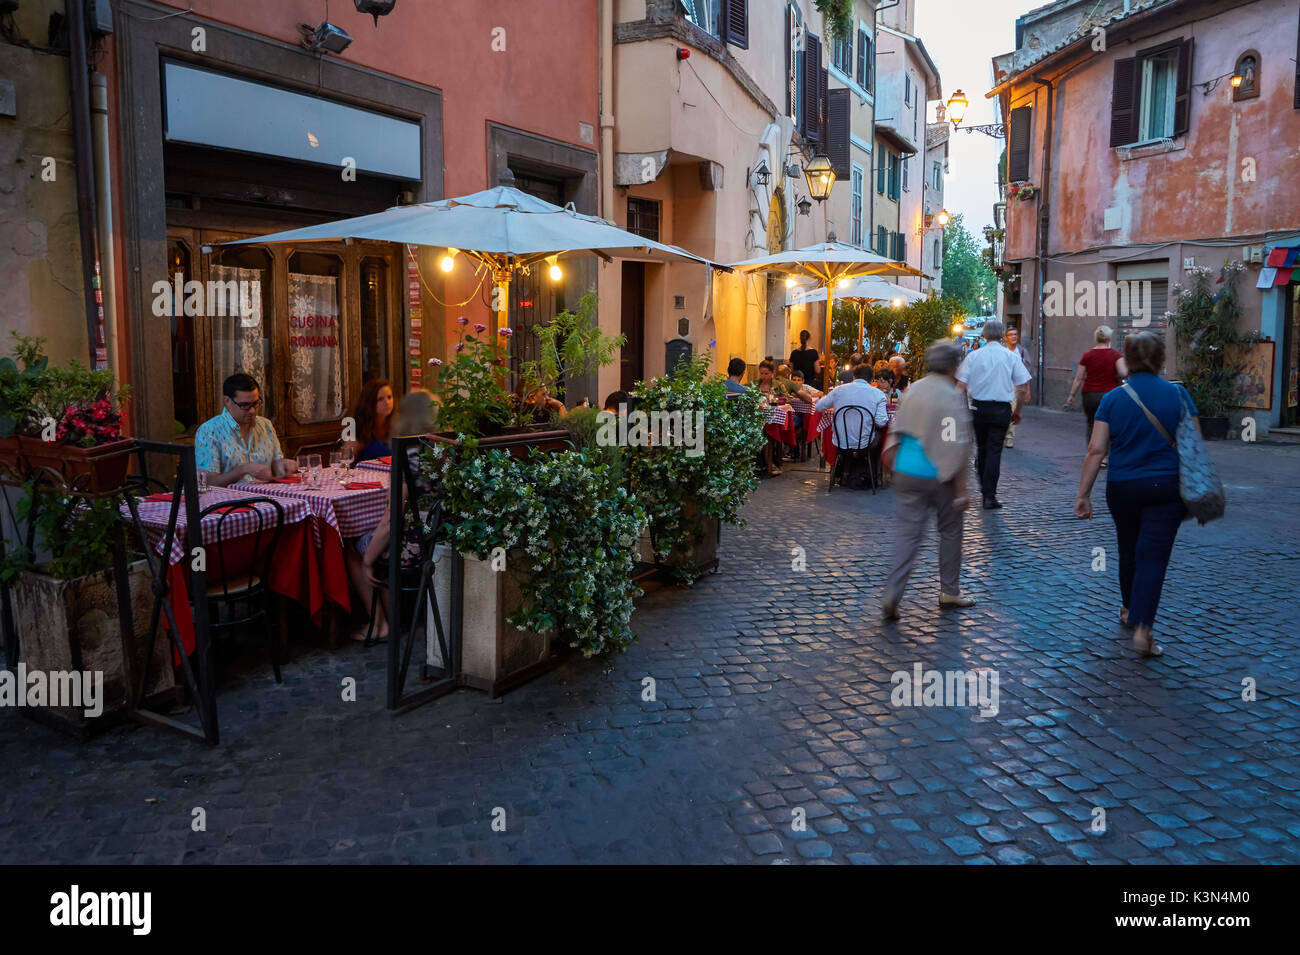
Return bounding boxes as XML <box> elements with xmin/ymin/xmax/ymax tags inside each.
<box><xmin>1283</xmin><ymin>284</ymin><xmax>1300</xmax><ymax>427</ymax></box>
<box><xmin>621</xmin><ymin>262</ymin><xmax>646</xmax><ymax>392</ymax></box>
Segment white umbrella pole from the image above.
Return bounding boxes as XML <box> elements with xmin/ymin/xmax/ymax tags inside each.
<box><xmin>824</xmin><ymin>283</ymin><xmax>835</xmax><ymax>390</ymax></box>
<box><xmin>494</xmin><ymin>270</ymin><xmax>510</xmax><ymax>334</ymax></box>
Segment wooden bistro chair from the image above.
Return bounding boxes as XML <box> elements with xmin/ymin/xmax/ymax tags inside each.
<box><xmin>202</xmin><ymin>496</ymin><xmax>286</xmax><ymax>683</ymax></box>
<box><xmin>828</xmin><ymin>406</ymin><xmax>877</xmax><ymax>494</ymax></box>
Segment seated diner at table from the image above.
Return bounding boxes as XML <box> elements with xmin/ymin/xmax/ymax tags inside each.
<box><xmin>513</xmin><ymin>380</ymin><xmax>567</xmax><ymax>424</ymax></box>
<box><xmin>754</xmin><ymin>359</ymin><xmax>794</xmax><ymax>475</ymax></box>
<box><xmin>724</xmin><ymin>357</ymin><xmax>748</xmax><ymax>394</ymax></box>
<box><xmin>194</xmin><ymin>373</ymin><xmax>296</xmax><ymax>486</ymax></box>
<box><xmin>342</xmin><ymin>378</ymin><xmax>396</xmax><ymax>463</ymax></box>
<box><xmin>816</xmin><ymin>365</ymin><xmax>890</xmax><ymax>486</ymax></box>
<box><xmin>348</xmin><ymin>389</ymin><xmax>439</xmax><ymax>644</ymax></box>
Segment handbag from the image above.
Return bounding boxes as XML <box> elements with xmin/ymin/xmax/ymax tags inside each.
<box><xmin>1121</xmin><ymin>383</ymin><xmax>1226</xmax><ymax>524</ymax></box>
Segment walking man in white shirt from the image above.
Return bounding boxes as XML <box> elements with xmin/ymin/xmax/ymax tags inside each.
<box><xmin>956</xmin><ymin>320</ymin><xmax>1032</xmax><ymax>510</ymax></box>
<box><xmin>1003</xmin><ymin>327</ymin><xmax>1030</xmax><ymax>448</ymax></box>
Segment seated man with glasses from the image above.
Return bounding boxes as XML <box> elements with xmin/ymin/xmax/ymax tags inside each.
<box><xmin>194</xmin><ymin>372</ymin><xmax>295</xmax><ymax>486</ymax></box>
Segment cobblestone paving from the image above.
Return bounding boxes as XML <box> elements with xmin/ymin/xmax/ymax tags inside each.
<box><xmin>2</xmin><ymin>408</ymin><xmax>1298</xmax><ymax>864</ymax></box>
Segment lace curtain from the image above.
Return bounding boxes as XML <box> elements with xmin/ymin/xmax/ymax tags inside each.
<box><xmin>211</xmin><ymin>265</ymin><xmax>269</xmax><ymax>411</ymax></box>
<box><xmin>288</xmin><ymin>271</ymin><xmax>343</xmax><ymax>423</ymax></box>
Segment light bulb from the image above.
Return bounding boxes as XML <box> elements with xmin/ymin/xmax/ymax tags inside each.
<box><xmin>439</xmin><ymin>250</ymin><xmax>457</xmax><ymax>273</ymax></box>
<box><xmin>785</xmin><ymin>278</ymin><xmax>796</xmax><ymax>288</ymax></box>
<box><xmin>549</xmin><ymin>264</ymin><xmax>563</xmax><ymax>281</ymax></box>
<box><xmin>838</xmin><ymin>278</ymin><xmax>850</xmax><ymax>288</ymax></box>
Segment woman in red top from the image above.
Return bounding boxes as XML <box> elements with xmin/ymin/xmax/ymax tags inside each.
<box><xmin>1066</xmin><ymin>325</ymin><xmax>1128</xmax><ymax>464</ymax></box>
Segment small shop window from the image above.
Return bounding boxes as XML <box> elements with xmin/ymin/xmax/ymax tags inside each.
<box><xmin>627</xmin><ymin>198</ymin><xmax>660</xmax><ymax>241</ymax></box>
<box><xmin>166</xmin><ymin>239</ymin><xmax>198</xmax><ymax>432</ymax></box>
<box><xmin>359</xmin><ymin>256</ymin><xmax>390</xmax><ymax>382</ymax></box>
<box><xmin>288</xmin><ymin>252</ymin><xmax>344</xmax><ymax>424</ymax></box>
<box><xmin>209</xmin><ymin>245</ymin><xmax>273</xmax><ymax>418</ymax></box>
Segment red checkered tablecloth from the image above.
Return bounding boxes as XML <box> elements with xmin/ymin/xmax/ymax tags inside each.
<box><xmin>356</xmin><ymin>459</ymin><xmax>389</xmax><ymax>473</ymax></box>
<box><xmin>788</xmin><ymin>398</ymin><xmax>816</xmax><ymax>415</ymax></box>
<box><xmin>127</xmin><ymin>487</ymin><xmax>311</xmax><ymax>567</ymax></box>
<box><xmin>762</xmin><ymin>406</ymin><xmax>793</xmax><ymax>427</ymax></box>
<box><xmin>230</xmin><ymin>471</ymin><xmax>390</xmax><ymax>544</ymax></box>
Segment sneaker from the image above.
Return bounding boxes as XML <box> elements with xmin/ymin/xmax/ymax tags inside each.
<box><xmin>982</xmin><ymin>497</ymin><xmax>1003</xmax><ymax>510</ymax></box>
<box><xmin>1004</xmin><ymin>436</ymin><xmax>1014</xmax><ymax>448</ymax></box>
<box><xmin>939</xmin><ymin>593</ymin><xmax>977</xmax><ymax>609</ymax></box>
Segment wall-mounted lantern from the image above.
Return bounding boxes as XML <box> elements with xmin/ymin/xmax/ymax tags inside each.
<box><xmin>354</xmin><ymin>0</ymin><xmax>397</xmax><ymax>26</ymax></box>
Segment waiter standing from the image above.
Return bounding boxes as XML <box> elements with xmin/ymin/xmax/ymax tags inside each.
<box><xmin>956</xmin><ymin>320</ymin><xmax>1031</xmax><ymax>510</ymax></box>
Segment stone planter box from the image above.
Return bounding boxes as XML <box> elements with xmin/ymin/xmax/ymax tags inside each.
<box><xmin>10</xmin><ymin>559</ymin><xmax>175</xmax><ymax>738</ymax></box>
<box><xmin>428</xmin><ymin>546</ymin><xmax>557</xmax><ymax>697</ymax></box>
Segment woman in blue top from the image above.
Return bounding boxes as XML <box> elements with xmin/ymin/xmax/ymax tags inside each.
<box><xmin>346</xmin><ymin>379</ymin><xmax>395</xmax><ymax>462</ymax></box>
<box><xmin>1074</xmin><ymin>332</ymin><xmax>1198</xmax><ymax>658</ymax></box>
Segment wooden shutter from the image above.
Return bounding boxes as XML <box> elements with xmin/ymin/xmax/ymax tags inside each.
<box><xmin>724</xmin><ymin>0</ymin><xmax>748</xmax><ymax>50</ymax></box>
<box><xmin>785</xmin><ymin>5</ymin><xmax>793</xmax><ymax>116</ymax></box>
<box><xmin>1295</xmin><ymin>8</ymin><xmax>1300</xmax><ymax>109</ymax></box>
<box><xmin>1007</xmin><ymin>106</ymin><xmax>1032</xmax><ymax>182</ymax></box>
<box><xmin>827</xmin><ymin>88</ymin><xmax>851</xmax><ymax>178</ymax></box>
<box><xmin>1110</xmin><ymin>56</ymin><xmax>1139</xmax><ymax>147</ymax></box>
<box><xmin>857</xmin><ymin>28</ymin><xmax>867</xmax><ymax>87</ymax></box>
<box><xmin>1173</xmin><ymin>38</ymin><xmax>1194</xmax><ymax>137</ymax></box>
<box><xmin>819</xmin><ymin>67</ymin><xmax>829</xmax><ymax>144</ymax></box>
<box><xmin>877</xmin><ymin>151</ymin><xmax>886</xmax><ymax>193</ymax></box>
<box><xmin>802</xmin><ymin>32</ymin><xmax>822</xmax><ymax>143</ymax></box>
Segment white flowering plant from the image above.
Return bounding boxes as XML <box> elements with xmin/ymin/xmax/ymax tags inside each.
<box><xmin>625</xmin><ymin>352</ymin><xmax>764</xmax><ymax>583</ymax></box>
<box><xmin>424</xmin><ymin>440</ymin><xmax>645</xmax><ymax>657</ymax></box>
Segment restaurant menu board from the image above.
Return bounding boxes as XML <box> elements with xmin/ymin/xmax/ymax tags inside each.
<box><xmin>408</xmin><ymin>245</ymin><xmax>423</xmax><ymax>386</ymax></box>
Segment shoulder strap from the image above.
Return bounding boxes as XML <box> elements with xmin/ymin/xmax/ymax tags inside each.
<box><xmin>1121</xmin><ymin>382</ymin><xmax>1176</xmax><ymax>450</ymax></box>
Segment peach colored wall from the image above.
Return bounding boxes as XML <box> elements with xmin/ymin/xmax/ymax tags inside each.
<box><xmin>154</xmin><ymin>0</ymin><xmax>599</xmax><ymax>198</ymax></box>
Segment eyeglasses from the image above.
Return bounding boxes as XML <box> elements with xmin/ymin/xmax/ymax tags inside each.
<box><xmin>228</xmin><ymin>398</ymin><xmax>261</xmax><ymax>411</ymax></box>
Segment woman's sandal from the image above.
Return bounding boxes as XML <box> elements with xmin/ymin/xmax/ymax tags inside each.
<box><xmin>1119</xmin><ymin>607</ymin><xmax>1134</xmax><ymax>629</ymax></box>
<box><xmin>1133</xmin><ymin>631</ymin><xmax>1163</xmax><ymax>657</ymax></box>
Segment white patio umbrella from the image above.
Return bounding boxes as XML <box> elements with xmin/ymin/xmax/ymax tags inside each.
<box><xmin>228</xmin><ymin>172</ymin><xmax>725</xmax><ymax>334</ymax></box>
<box><xmin>729</xmin><ymin>242</ymin><xmax>927</xmax><ymax>386</ymax></box>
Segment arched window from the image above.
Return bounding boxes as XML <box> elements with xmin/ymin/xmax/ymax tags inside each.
<box><xmin>1233</xmin><ymin>51</ymin><xmax>1259</xmax><ymax>102</ymax></box>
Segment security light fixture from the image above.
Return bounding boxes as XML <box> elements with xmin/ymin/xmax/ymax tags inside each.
<box><xmin>796</xmin><ymin>196</ymin><xmax>813</xmax><ymax>216</ymax></box>
<box><xmin>752</xmin><ymin>161</ymin><xmax>771</xmax><ymax>187</ymax></box>
<box><xmin>302</xmin><ymin>21</ymin><xmax>354</xmax><ymax>54</ymax></box>
<box><xmin>354</xmin><ymin>0</ymin><xmax>396</xmax><ymax>25</ymax></box>
<box><xmin>804</xmin><ymin>155</ymin><xmax>836</xmax><ymax>201</ymax></box>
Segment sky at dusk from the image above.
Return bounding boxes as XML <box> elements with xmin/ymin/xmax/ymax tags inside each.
<box><xmin>915</xmin><ymin>0</ymin><xmax>1037</xmax><ymax>238</ymax></box>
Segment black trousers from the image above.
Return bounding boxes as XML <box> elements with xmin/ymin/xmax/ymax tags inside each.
<box><xmin>1082</xmin><ymin>390</ymin><xmax>1105</xmax><ymax>446</ymax></box>
<box><xmin>971</xmin><ymin>400</ymin><xmax>1012</xmax><ymax>499</ymax></box>
<box><xmin>1105</xmin><ymin>477</ymin><xmax>1185</xmax><ymax>628</ymax></box>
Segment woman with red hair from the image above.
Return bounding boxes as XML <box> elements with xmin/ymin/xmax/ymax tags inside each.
<box><xmin>344</xmin><ymin>378</ymin><xmax>396</xmax><ymax>463</ymax></box>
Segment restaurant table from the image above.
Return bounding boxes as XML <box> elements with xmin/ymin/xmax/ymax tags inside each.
<box><xmin>763</xmin><ymin>404</ymin><xmax>797</xmax><ymax>446</ymax></box>
<box><xmin>127</xmin><ymin>487</ymin><xmax>315</xmax><ymax>658</ymax></box>
<box><xmin>356</xmin><ymin>456</ymin><xmax>390</xmax><ymax>473</ymax></box>
<box><xmin>229</xmin><ymin>471</ymin><xmax>391</xmax><ymax>618</ymax></box>
<box><xmin>818</xmin><ymin>406</ymin><xmax>896</xmax><ymax>469</ymax></box>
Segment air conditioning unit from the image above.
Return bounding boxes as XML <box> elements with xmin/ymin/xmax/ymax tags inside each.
<box><xmin>1243</xmin><ymin>245</ymin><xmax>1265</xmax><ymax>264</ymax></box>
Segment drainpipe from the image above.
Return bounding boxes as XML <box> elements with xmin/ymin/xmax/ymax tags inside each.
<box><xmin>91</xmin><ymin>74</ymin><xmax>119</xmax><ymax>384</ymax></box>
<box><xmin>599</xmin><ymin>0</ymin><xmax>615</xmax><ymax>221</ymax></box>
<box><xmin>67</xmin><ymin>0</ymin><xmax>102</xmax><ymax>369</ymax></box>
<box><xmin>1033</xmin><ymin>75</ymin><xmax>1054</xmax><ymax>406</ymax></box>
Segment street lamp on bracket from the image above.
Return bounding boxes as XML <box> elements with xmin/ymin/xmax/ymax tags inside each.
<box><xmin>946</xmin><ymin>90</ymin><xmax>1007</xmax><ymax>140</ymax></box>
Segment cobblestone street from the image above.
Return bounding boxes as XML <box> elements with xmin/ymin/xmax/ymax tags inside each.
<box><xmin>2</xmin><ymin>408</ymin><xmax>1298</xmax><ymax>865</ymax></box>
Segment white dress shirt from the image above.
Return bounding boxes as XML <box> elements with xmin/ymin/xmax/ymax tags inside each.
<box><xmin>815</xmin><ymin>379</ymin><xmax>889</xmax><ymax>449</ymax></box>
<box><xmin>957</xmin><ymin>343</ymin><xmax>1032</xmax><ymax>402</ymax></box>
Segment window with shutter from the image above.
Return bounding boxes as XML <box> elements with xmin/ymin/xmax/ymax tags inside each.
<box><xmin>851</xmin><ymin>165</ymin><xmax>864</xmax><ymax>246</ymax></box>
<box><xmin>802</xmin><ymin>32</ymin><xmax>822</xmax><ymax>143</ymax></box>
<box><xmin>857</xmin><ymin>29</ymin><xmax>868</xmax><ymax>88</ymax></box>
<box><xmin>1110</xmin><ymin>57</ymin><xmax>1139</xmax><ymax>147</ymax></box>
<box><xmin>902</xmin><ymin>154</ymin><xmax>909</xmax><ymax>191</ymax></box>
<box><xmin>877</xmin><ymin>226</ymin><xmax>888</xmax><ymax>256</ymax></box>
<box><xmin>1008</xmin><ymin>106</ymin><xmax>1032</xmax><ymax>182</ymax></box>
<box><xmin>877</xmin><ymin>149</ymin><xmax>887</xmax><ymax>194</ymax></box>
<box><xmin>827</xmin><ymin>88</ymin><xmax>851</xmax><ymax>178</ymax></box>
<box><xmin>887</xmin><ymin>153</ymin><xmax>900</xmax><ymax>201</ymax></box>
<box><xmin>724</xmin><ymin>0</ymin><xmax>748</xmax><ymax>50</ymax></box>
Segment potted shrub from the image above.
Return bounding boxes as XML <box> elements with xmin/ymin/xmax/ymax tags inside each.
<box><xmin>3</xmin><ymin>489</ymin><xmax>174</xmax><ymax>737</ymax></box>
<box><xmin>1171</xmin><ymin>262</ymin><xmax>1248</xmax><ymax>440</ymax></box>
<box><xmin>0</xmin><ymin>333</ymin><xmax>49</xmax><ymax>476</ymax></box>
<box><xmin>425</xmin><ymin>443</ymin><xmax>645</xmax><ymax>694</ymax></box>
<box><xmin>427</xmin><ymin>319</ymin><xmax>570</xmax><ymax>457</ymax></box>
<box><xmin>625</xmin><ymin>352</ymin><xmax>764</xmax><ymax>583</ymax></box>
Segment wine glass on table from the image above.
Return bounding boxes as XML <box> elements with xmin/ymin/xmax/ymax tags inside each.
<box><xmin>296</xmin><ymin>454</ymin><xmax>310</xmax><ymax>484</ymax></box>
<box><xmin>329</xmin><ymin>450</ymin><xmax>342</xmax><ymax>484</ymax></box>
<box><xmin>340</xmin><ymin>445</ymin><xmax>354</xmax><ymax>483</ymax></box>
<box><xmin>308</xmin><ymin>454</ymin><xmax>322</xmax><ymax>488</ymax></box>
